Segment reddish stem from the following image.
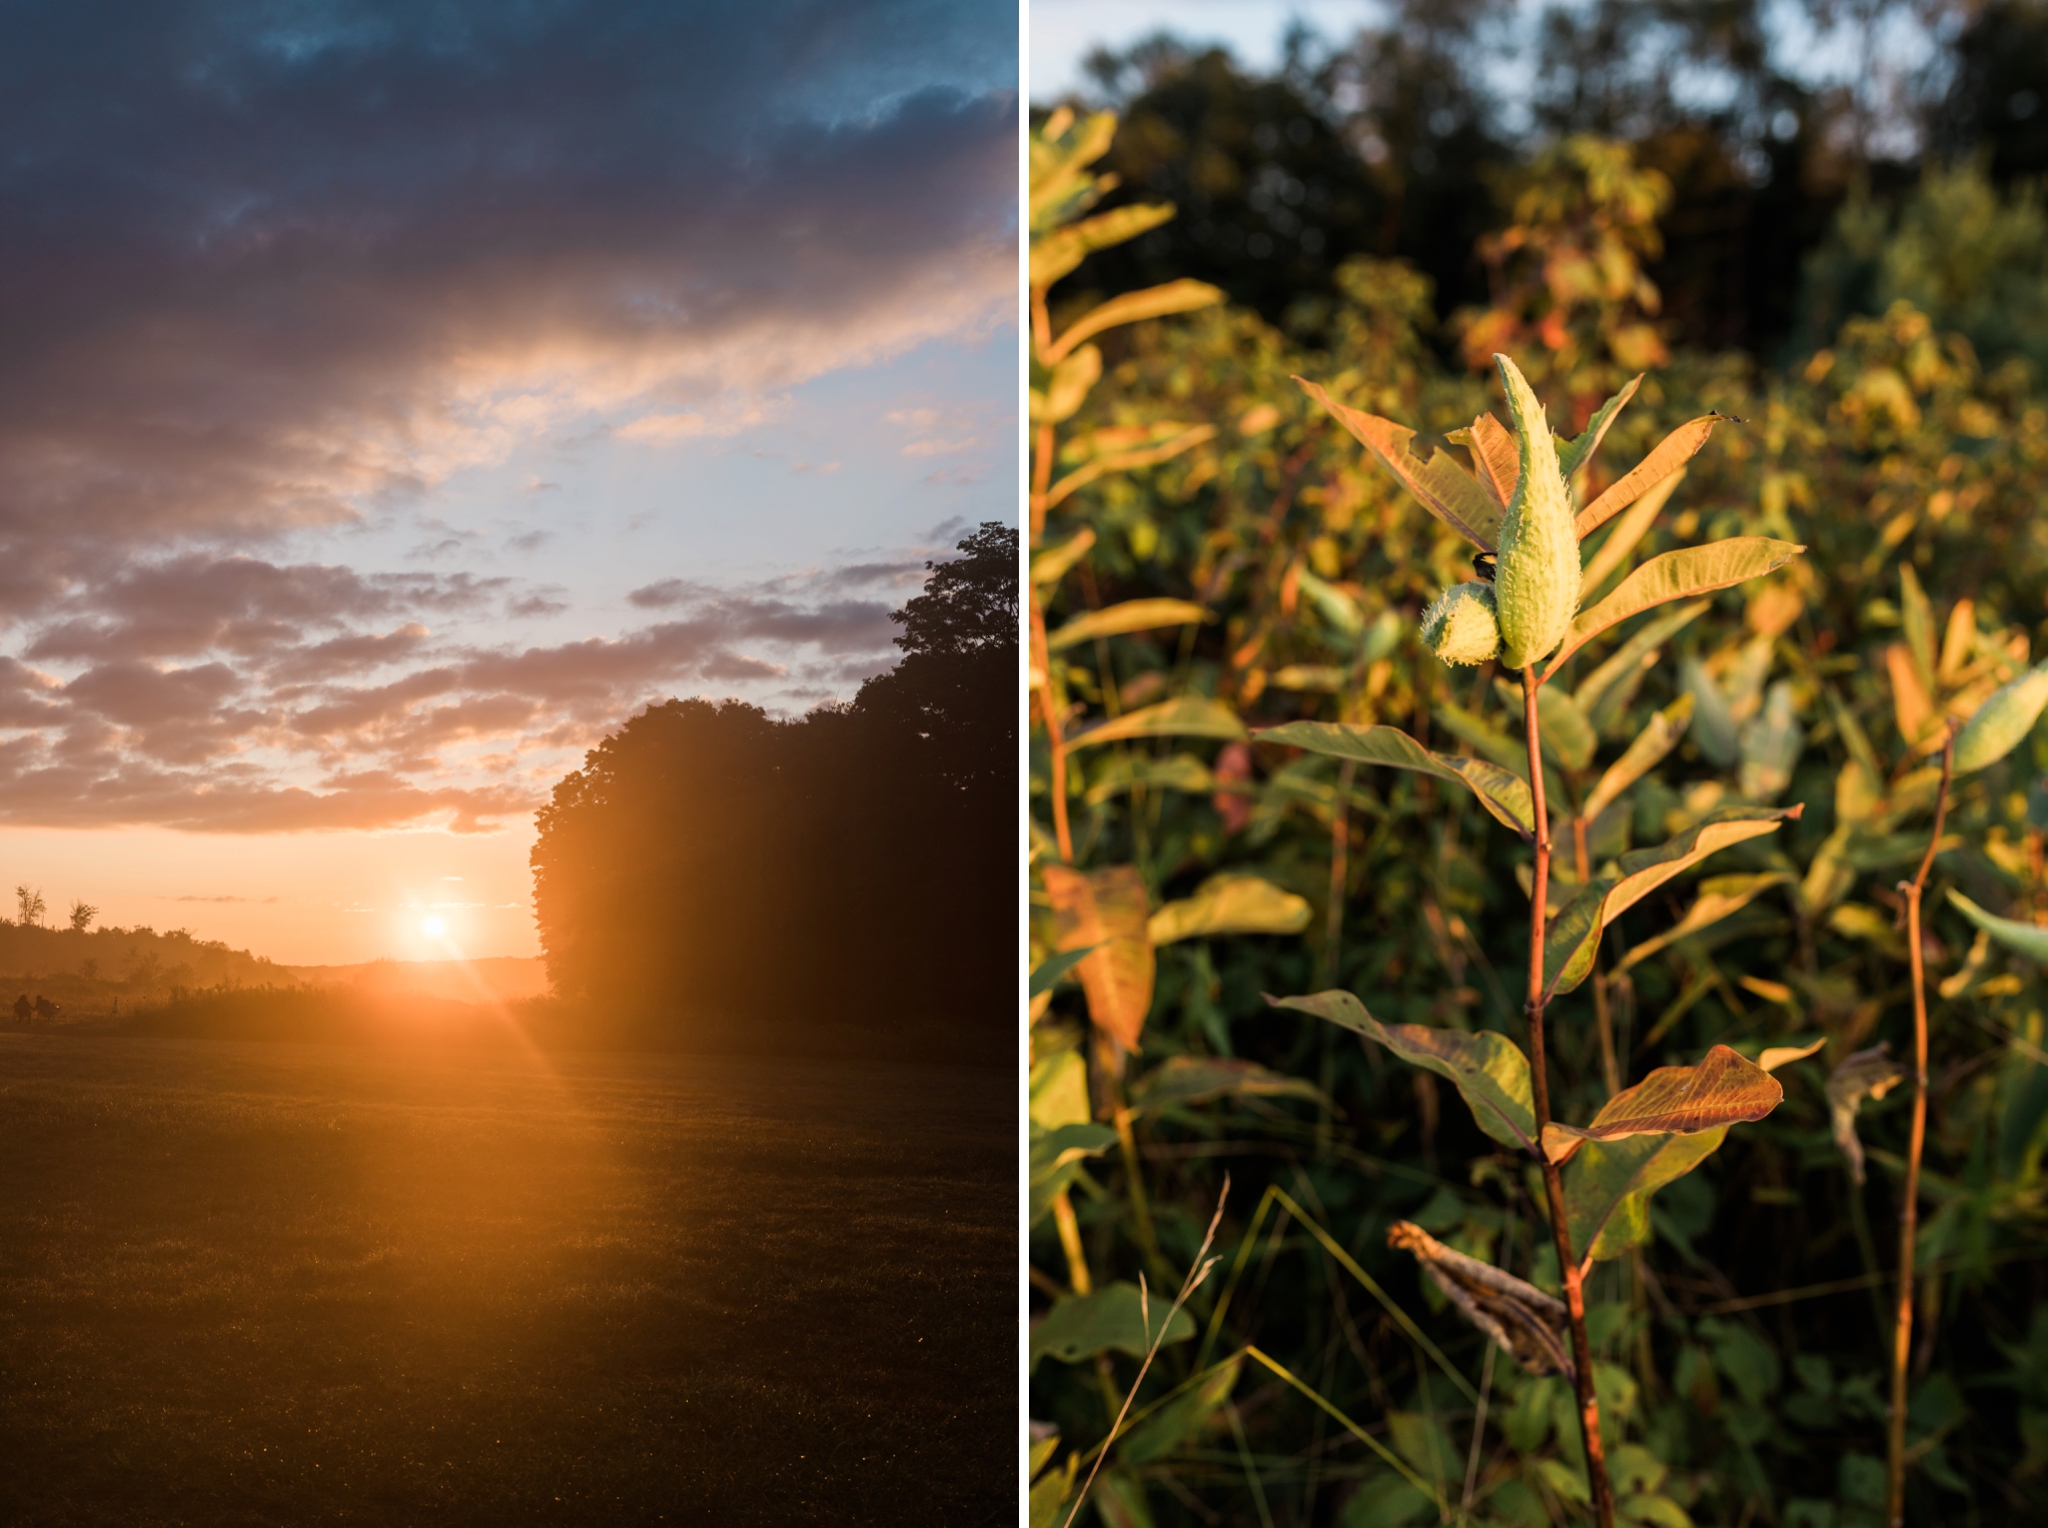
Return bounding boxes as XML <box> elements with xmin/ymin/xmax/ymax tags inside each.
<box><xmin>1523</xmin><ymin>668</ymin><xmax>1614</xmax><ymax>1528</ymax></box>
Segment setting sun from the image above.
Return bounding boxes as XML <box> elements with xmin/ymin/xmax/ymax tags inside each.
<box><xmin>421</xmin><ymin>917</ymin><xmax>446</xmax><ymax>938</ymax></box>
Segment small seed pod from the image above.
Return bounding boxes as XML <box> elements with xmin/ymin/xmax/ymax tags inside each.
<box><xmin>1954</xmin><ymin>660</ymin><xmax>2048</xmax><ymax>775</ymax></box>
<box><xmin>1421</xmin><ymin>581</ymin><xmax>1502</xmax><ymax>666</ymax></box>
<box><xmin>1490</xmin><ymin>355</ymin><xmax>1581</xmax><ymax>670</ymax></box>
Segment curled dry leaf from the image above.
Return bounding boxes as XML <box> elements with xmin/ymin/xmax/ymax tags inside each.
<box><xmin>1387</xmin><ymin>1221</ymin><xmax>1573</xmax><ymax>1380</ymax></box>
<box><xmin>1043</xmin><ymin>864</ymin><xmax>1154</xmax><ymax>1052</ymax></box>
<box><xmin>1542</xmin><ymin>1044</ymin><xmax>1784</xmax><ymax>1164</ymax></box>
<box><xmin>1828</xmin><ymin>1042</ymin><xmax>1909</xmax><ymax>1186</ymax></box>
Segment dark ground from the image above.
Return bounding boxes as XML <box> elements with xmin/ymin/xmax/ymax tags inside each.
<box><xmin>0</xmin><ymin>1032</ymin><xmax>1015</xmax><ymax>1525</ymax></box>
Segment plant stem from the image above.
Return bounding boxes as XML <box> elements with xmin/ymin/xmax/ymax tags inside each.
<box><xmin>1523</xmin><ymin>668</ymin><xmax>1615</xmax><ymax>1528</ymax></box>
<box><xmin>1030</xmin><ymin>592</ymin><xmax>1074</xmax><ymax>863</ymax></box>
<box><xmin>1886</xmin><ymin>725</ymin><xmax>1955</xmax><ymax>1528</ymax></box>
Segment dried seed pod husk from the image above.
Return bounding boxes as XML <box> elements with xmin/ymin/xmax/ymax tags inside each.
<box><xmin>1953</xmin><ymin>660</ymin><xmax>2048</xmax><ymax>775</ymax></box>
<box><xmin>1387</xmin><ymin>1220</ymin><xmax>1574</xmax><ymax>1379</ymax></box>
<box><xmin>1420</xmin><ymin>582</ymin><xmax>1502</xmax><ymax>666</ymax></box>
<box><xmin>1491</xmin><ymin>355</ymin><xmax>1581</xmax><ymax>670</ymax></box>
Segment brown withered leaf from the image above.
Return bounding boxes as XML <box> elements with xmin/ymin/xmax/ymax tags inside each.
<box><xmin>1043</xmin><ymin>864</ymin><xmax>1154</xmax><ymax>1053</ymax></box>
<box><xmin>1827</xmin><ymin>1042</ymin><xmax>1909</xmax><ymax>1186</ymax></box>
<box><xmin>1541</xmin><ymin>1044</ymin><xmax>1783</xmax><ymax>1163</ymax></box>
<box><xmin>1387</xmin><ymin>1221</ymin><xmax>1573</xmax><ymax>1380</ymax></box>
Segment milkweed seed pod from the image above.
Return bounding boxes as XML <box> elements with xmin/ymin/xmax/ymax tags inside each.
<box><xmin>1491</xmin><ymin>355</ymin><xmax>1580</xmax><ymax>670</ymax></box>
<box><xmin>1953</xmin><ymin>659</ymin><xmax>2048</xmax><ymax>775</ymax></box>
<box><xmin>1421</xmin><ymin>582</ymin><xmax>1502</xmax><ymax>666</ymax></box>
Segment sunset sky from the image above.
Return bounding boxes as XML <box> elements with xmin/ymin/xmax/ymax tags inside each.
<box><xmin>0</xmin><ymin>1</ymin><xmax>1018</xmax><ymax>964</ymax></box>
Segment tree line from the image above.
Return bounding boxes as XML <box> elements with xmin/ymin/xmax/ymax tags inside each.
<box><xmin>528</xmin><ymin>522</ymin><xmax>1017</xmax><ymax>1061</ymax></box>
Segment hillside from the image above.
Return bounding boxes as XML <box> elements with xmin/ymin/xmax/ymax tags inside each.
<box><xmin>0</xmin><ymin>920</ymin><xmax>547</xmax><ymax>1020</ymax></box>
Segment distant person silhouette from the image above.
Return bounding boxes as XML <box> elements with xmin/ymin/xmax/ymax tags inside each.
<box><xmin>12</xmin><ymin>993</ymin><xmax>27</xmax><ymax>1026</ymax></box>
<box><xmin>33</xmin><ymin>995</ymin><xmax>57</xmax><ymax>1023</ymax></box>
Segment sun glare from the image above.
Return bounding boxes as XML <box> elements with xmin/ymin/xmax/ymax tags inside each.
<box><xmin>422</xmin><ymin>916</ymin><xmax>446</xmax><ymax>938</ymax></box>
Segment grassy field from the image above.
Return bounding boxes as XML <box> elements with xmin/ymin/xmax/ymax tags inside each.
<box><xmin>0</xmin><ymin>1031</ymin><xmax>1015</xmax><ymax>1525</ymax></box>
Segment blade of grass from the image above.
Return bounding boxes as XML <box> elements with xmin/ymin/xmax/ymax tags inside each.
<box><xmin>1245</xmin><ymin>1346</ymin><xmax>1446</xmax><ymax>1511</ymax></box>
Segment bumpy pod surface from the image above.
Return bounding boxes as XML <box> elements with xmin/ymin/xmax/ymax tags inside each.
<box><xmin>1491</xmin><ymin>355</ymin><xmax>1581</xmax><ymax>670</ymax></box>
<box><xmin>1954</xmin><ymin>660</ymin><xmax>2048</xmax><ymax>775</ymax></box>
<box><xmin>1421</xmin><ymin>582</ymin><xmax>1502</xmax><ymax>666</ymax></box>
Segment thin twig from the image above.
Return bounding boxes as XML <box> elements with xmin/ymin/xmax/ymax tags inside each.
<box><xmin>1886</xmin><ymin>723</ymin><xmax>1955</xmax><ymax>1528</ymax></box>
<box><xmin>1059</xmin><ymin>1176</ymin><xmax>1232</xmax><ymax>1528</ymax></box>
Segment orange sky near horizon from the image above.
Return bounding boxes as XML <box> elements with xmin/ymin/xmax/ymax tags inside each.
<box><xmin>0</xmin><ymin>824</ymin><xmax>540</xmax><ymax>968</ymax></box>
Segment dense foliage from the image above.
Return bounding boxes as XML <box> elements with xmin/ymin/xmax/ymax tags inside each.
<box><xmin>1028</xmin><ymin>93</ymin><xmax>2048</xmax><ymax>1528</ymax></box>
<box><xmin>531</xmin><ymin>523</ymin><xmax>1016</xmax><ymax>1061</ymax></box>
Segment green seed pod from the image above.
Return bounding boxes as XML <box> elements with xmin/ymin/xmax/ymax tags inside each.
<box><xmin>1953</xmin><ymin>660</ymin><xmax>2048</xmax><ymax>775</ymax></box>
<box><xmin>1491</xmin><ymin>355</ymin><xmax>1581</xmax><ymax>670</ymax></box>
<box><xmin>1421</xmin><ymin>582</ymin><xmax>1502</xmax><ymax>666</ymax></box>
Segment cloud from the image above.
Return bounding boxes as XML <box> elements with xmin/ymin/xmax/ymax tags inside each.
<box><xmin>0</xmin><ymin>0</ymin><xmax>1012</xmax><ymax>834</ymax></box>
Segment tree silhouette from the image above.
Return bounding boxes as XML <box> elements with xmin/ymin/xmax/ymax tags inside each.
<box><xmin>16</xmin><ymin>886</ymin><xmax>45</xmax><ymax>928</ymax></box>
<box><xmin>529</xmin><ymin>522</ymin><xmax>1017</xmax><ymax>1056</ymax></box>
<box><xmin>68</xmin><ymin>900</ymin><xmax>97</xmax><ymax>933</ymax></box>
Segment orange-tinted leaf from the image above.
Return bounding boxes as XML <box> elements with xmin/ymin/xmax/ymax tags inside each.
<box><xmin>1545</xmin><ymin>539</ymin><xmax>1804</xmax><ymax>675</ymax></box>
<box><xmin>1468</xmin><ymin>411</ymin><xmax>1520</xmax><ymax>507</ymax></box>
<box><xmin>1885</xmin><ymin>641</ymin><xmax>1937</xmax><ymax>748</ymax></box>
<box><xmin>1043</xmin><ymin>864</ymin><xmax>1154</xmax><ymax>1051</ymax></box>
<box><xmin>1575</xmin><ymin>414</ymin><xmax>1730</xmax><ymax>538</ymax></box>
<box><xmin>1295</xmin><ymin>377</ymin><xmax>1502</xmax><ymax>552</ymax></box>
<box><xmin>1388</xmin><ymin>1221</ymin><xmax>1573</xmax><ymax>1379</ymax></box>
<box><xmin>1827</xmin><ymin>1042</ymin><xmax>1909</xmax><ymax>1185</ymax></box>
<box><xmin>1557</xmin><ymin>374</ymin><xmax>1643</xmax><ymax>482</ymax></box>
<box><xmin>1542</xmin><ymin>1045</ymin><xmax>1783</xmax><ymax>1163</ymax></box>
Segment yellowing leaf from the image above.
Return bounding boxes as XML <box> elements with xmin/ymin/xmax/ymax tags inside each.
<box><xmin>1544</xmin><ymin>806</ymin><xmax>1803</xmax><ymax>996</ymax></box>
<box><xmin>1575</xmin><ymin>414</ymin><xmax>1730</xmax><ymax>538</ymax></box>
<box><xmin>1952</xmin><ymin>659</ymin><xmax>2048</xmax><ymax>775</ymax></box>
<box><xmin>1542</xmin><ymin>1045</ymin><xmax>1783</xmax><ymax>1163</ymax></box>
<box><xmin>1047</xmin><ymin>599</ymin><xmax>1208</xmax><ymax>651</ymax></box>
<box><xmin>1030</xmin><ymin>203</ymin><xmax>1176</xmax><ymax>289</ymax></box>
<box><xmin>1268</xmin><ymin>990</ymin><xmax>1535</xmax><ymax>1150</ymax></box>
<box><xmin>1254</xmin><ymin>720</ymin><xmax>1536</xmax><ymax>836</ymax></box>
<box><xmin>1129</xmin><ymin>1056</ymin><xmax>1326</xmax><ymax>1114</ymax></box>
<box><xmin>1546</xmin><ymin>539</ymin><xmax>1804</xmax><ymax>674</ymax></box>
<box><xmin>1465</xmin><ymin>410</ymin><xmax>1520</xmax><ymax>505</ymax></box>
<box><xmin>1582</xmin><ymin>694</ymin><xmax>1694</xmax><ymax>824</ymax></box>
<box><xmin>1387</xmin><ymin>1220</ymin><xmax>1573</xmax><ymax>1379</ymax></box>
<box><xmin>1886</xmin><ymin>641</ymin><xmax>1938</xmax><ymax>749</ymax></box>
<box><xmin>1033</xmin><ymin>344</ymin><xmax>1102</xmax><ymax>424</ymax></box>
<box><xmin>1147</xmin><ymin>874</ymin><xmax>1311</xmax><ymax>944</ymax></box>
<box><xmin>1617</xmin><ymin>872</ymin><xmax>1792</xmax><ymax>972</ymax></box>
<box><xmin>1032</xmin><ymin>527</ymin><xmax>1096</xmax><ymax>587</ymax></box>
<box><xmin>1043</xmin><ymin>279</ymin><xmax>1225</xmax><ymax>365</ymax></box>
<box><xmin>1574</xmin><ymin>599</ymin><xmax>1708</xmax><ymax>733</ymax></box>
<box><xmin>1579</xmin><ymin>467</ymin><xmax>1686</xmax><ymax>598</ymax></box>
<box><xmin>1757</xmin><ymin>1037</ymin><xmax>1825</xmax><ymax>1073</ymax></box>
<box><xmin>1294</xmin><ymin>377</ymin><xmax>1503</xmax><ymax>552</ymax></box>
<box><xmin>1070</xmin><ymin>695</ymin><xmax>1246</xmax><ymax>748</ymax></box>
<box><xmin>1043</xmin><ymin>864</ymin><xmax>1154</xmax><ymax>1051</ymax></box>
<box><xmin>1827</xmin><ymin>1042</ymin><xmax>1908</xmax><ymax>1185</ymax></box>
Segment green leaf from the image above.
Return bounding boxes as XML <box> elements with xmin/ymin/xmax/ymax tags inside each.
<box><xmin>1030</xmin><ymin>1281</ymin><xmax>1196</xmax><ymax>1367</ymax></box>
<box><xmin>1557</xmin><ymin>374</ymin><xmax>1642</xmax><ymax>481</ymax></box>
<box><xmin>1031</xmin><ymin>527</ymin><xmax>1095</xmax><ymax>587</ymax></box>
<box><xmin>1130</xmin><ymin>1055</ymin><xmax>1328</xmax><ymax>1114</ymax></box>
<box><xmin>1494</xmin><ymin>680</ymin><xmax>1596</xmax><ymax>773</ymax></box>
<box><xmin>1118</xmin><ymin>1355</ymin><xmax>1242</xmax><ymax>1464</ymax></box>
<box><xmin>1031</xmin><ymin>344</ymin><xmax>1103</xmax><ymax>424</ymax></box>
<box><xmin>1269</xmin><ymin>989</ymin><xmax>1535</xmax><ymax>1150</ymax></box>
<box><xmin>1738</xmin><ymin>680</ymin><xmax>1804</xmax><ymax>801</ymax></box>
<box><xmin>1432</xmin><ymin>699</ymin><xmax>1528</xmax><ymax>775</ymax></box>
<box><xmin>1583</xmin><ymin>694</ymin><xmax>1694</xmax><ymax>823</ymax></box>
<box><xmin>1256</xmin><ymin>720</ymin><xmax>1535</xmax><ymax>836</ymax></box>
<box><xmin>1030</xmin><ymin>945</ymin><xmax>1099</xmax><ymax>998</ymax></box>
<box><xmin>1295</xmin><ymin>567</ymin><xmax>1366</xmax><ymax>636</ymax></box>
<box><xmin>1544</xmin><ymin>806</ymin><xmax>1802</xmax><ymax>996</ymax></box>
<box><xmin>1680</xmin><ymin>656</ymin><xmax>1739</xmax><ymax>769</ymax></box>
<box><xmin>1574</xmin><ymin>600</ymin><xmax>1709</xmax><ymax>734</ymax></box>
<box><xmin>1564</xmin><ymin>1127</ymin><xmax>1730</xmax><ymax>1264</ymax></box>
<box><xmin>1070</xmin><ymin>695</ymin><xmax>1246</xmax><ymax>748</ymax></box>
<box><xmin>1030</xmin><ymin>1048</ymin><xmax>1092</xmax><ymax>1131</ymax></box>
<box><xmin>1546</xmin><ymin>539</ymin><xmax>1804</xmax><ymax>673</ymax></box>
<box><xmin>1148</xmin><ymin>873</ymin><xmax>1311</xmax><ymax>944</ymax></box>
<box><xmin>1047</xmin><ymin>598</ymin><xmax>1208</xmax><ymax>651</ymax></box>
<box><xmin>1953</xmin><ymin>660</ymin><xmax>2048</xmax><ymax>776</ymax></box>
<box><xmin>1028</xmin><ymin>1122</ymin><xmax>1117</xmax><ymax>1226</ymax></box>
<box><xmin>1947</xmin><ymin>889</ymin><xmax>2048</xmax><ymax>962</ymax></box>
